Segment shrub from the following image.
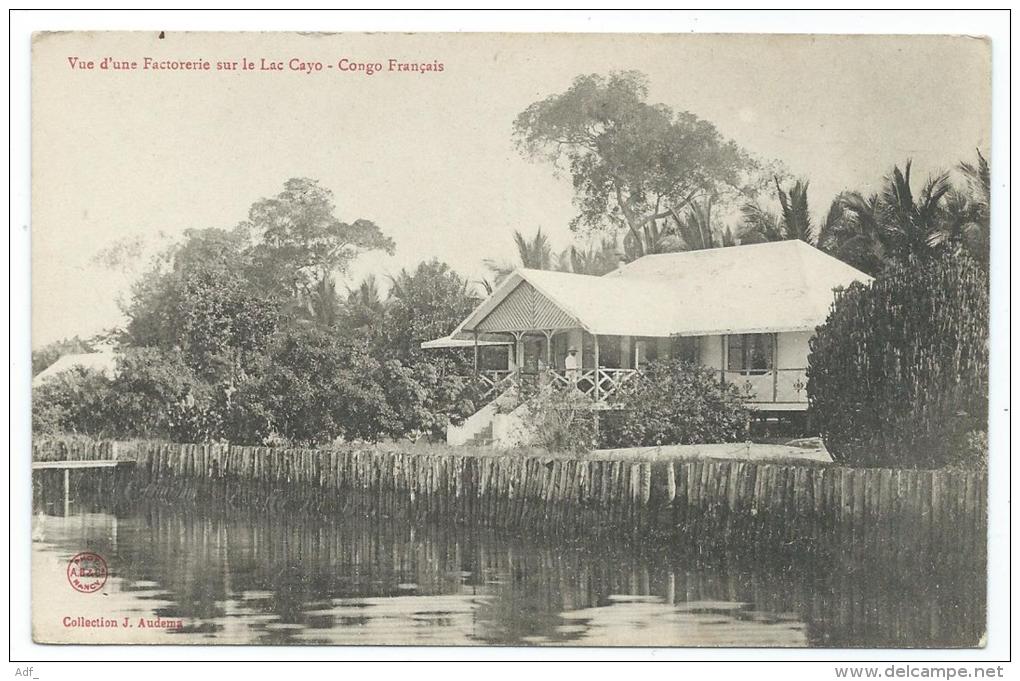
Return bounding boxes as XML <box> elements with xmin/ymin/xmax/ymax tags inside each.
<box><xmin>524</xmin><ymin>387</ymin><xmax>598</xmax><ymax>454</ymax></box>
<box><xmin>32</xmin><ymin>348</ymin><xmax>218</xmax><ymax>442</ymax></box>
<box><xmin>599</xmin><ymin>359</ymin><xmax>750</xmax><ymax>448</ymax></box>
<box><xmin>32</xmin><ymin>367</ymin><xmax>117</xmax><ymax>437</ymax></box>
<box><xmin>807</xmin><ymin>255</ymin><xmax>988</xmax><ymax>468</ymax></box>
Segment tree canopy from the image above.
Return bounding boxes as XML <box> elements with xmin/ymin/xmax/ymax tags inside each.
<box><xmin>38</xmin><ymin>189</ymin><xmax>490</xmax><ymax>445</ymax></box>
<box><xmin>242</xmin><ymin>178</ymin><xmax>395</xmax><ymax>297</ymax></box>
<box><xmin>514</xmin><ymin>71</ymin><xmax>752</xmax><ymax>256</ymax></box>
<box><xmin>817</xmin><ymin>156</ymin><xmax>989</xmax><ymax>276</ymax></box>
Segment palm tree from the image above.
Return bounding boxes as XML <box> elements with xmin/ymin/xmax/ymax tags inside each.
<box><xmin>475</xmin><ymin>277</ymin><xmax>497</xmax><ymax>296</ymax></box>
<box><xmin>670</xmin><ymin>198</ymin><xmax>736</xmax><ymax>250</ymax></box>
<box><xmin>626</xmin><ymin>218</ymin><xmax>687</xmax><ymax>256</ymax></box>
<box><xmin>943</xmin><ymin>150</ymin><xmax>990</xmax><ymax>267</ymax></box>
<box><xmin>878</xmin><ymin>161</ymin><xmax>952</xmax><ymax>263</ymax></box>
<box><xmin>291</xmin><ymin>274</ymin><xmax>343</xmax><ymax>327</ymax></box>
<box><xmin>739</xmin><ymin>177</ymin><xmax>814</xmax><ymax>244</ymax></box>
<box><xmin>818</xmin><ymin>160</ymin><xmax>960</xmax><ymax>275</ymax></box>
<box><xmin>385</xmin><ymin>269</ymin><xmax>415</xmax><ymax>302</ymax></box>
<box><xmin>776</xmin><ymin>179</ymin><xmax>814</xmax><ymax>242</ymax></box>
<box><xmin>815</xmin><ymin>194</ymin><xmax>847</xmax><ymax>253</ymax></box>
<box><xmin>484</xmin><ymin>228</ymin><xmax>556</xmax><ymax>285</ymax></box>
<box><xmin>344</xmin><ymin>274</ymin><xmax>385</xmax><ymax>330</ymax></box>
<box><xmin>818</xmin><ymin>192</ymin><xmax>891</xmax><ymax>276</ymax></box>
<box><xmin>557</xmin><ymin>236</ymin><xmax>620</xmax><ymax>275</ymax></box>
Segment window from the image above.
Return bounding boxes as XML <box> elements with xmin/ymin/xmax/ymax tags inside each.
<box><xmin>727</xmin><ymin>334</ymin><xmax>774</xmax><ymax>375</ymax></box>
<box><xmin>671</xmin><ymin>336</ymin><xmax>699</xmax><ymax>363</ymax></box>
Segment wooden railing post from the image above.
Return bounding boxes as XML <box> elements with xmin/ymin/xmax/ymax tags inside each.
<box><xmin>772</xmin><ymin>332</ymin><xmax>779</xmax><ymax>402</ymax></box>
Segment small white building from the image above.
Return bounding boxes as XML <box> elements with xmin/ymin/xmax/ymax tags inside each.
<box><xmin>32</xmin><ymin>351</ymin><xmax>118</xmax><ymax>388</ymax></box>
<box><xmin>425</xmin><ymin>240</ymin><xmax>871</xmax><ymax>444</ymax></box>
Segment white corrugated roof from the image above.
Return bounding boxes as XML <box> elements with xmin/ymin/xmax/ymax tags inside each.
<box><xmin>451</xmin><ymin>241</ymin><xmax>871</xmax><ymax>339</ymax></box>
<box><xmin>32</xmin><ymin>352</ymin><xmax>119</xmax><ymax>388</ymax></box>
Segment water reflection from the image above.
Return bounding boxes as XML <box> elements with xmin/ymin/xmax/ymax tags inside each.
<box><xmin>32</xmin><ymin>469</ymin><xmax>985</xmax><ymax>647</ymax></box>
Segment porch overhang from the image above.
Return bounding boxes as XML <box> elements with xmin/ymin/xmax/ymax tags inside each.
<box><xmin>420</xmin><ymin>335</ymin><xmax>512</xmax><ymax>350</ymax></box>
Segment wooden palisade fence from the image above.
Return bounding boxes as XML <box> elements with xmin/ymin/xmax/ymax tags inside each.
<box><xmin>33</xmin><ymin>439</ymin><xmax>987</xmax><ymax>569</ymax></box>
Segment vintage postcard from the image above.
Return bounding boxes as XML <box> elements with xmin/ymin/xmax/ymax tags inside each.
<box><xmin>29</xmin><ymin>29</ymin><xmax>992</xmax><ymax>648</ymax></box>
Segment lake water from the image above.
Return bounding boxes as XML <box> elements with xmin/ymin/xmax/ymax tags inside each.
<box><xmin>31</xmin><ymin>470</ymin><xmax>985</xmax><ymax>647</ymax></box>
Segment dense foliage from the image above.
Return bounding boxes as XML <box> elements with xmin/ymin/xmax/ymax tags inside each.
<box><xmin>817</xmin><ymin>154</ymin><xmax>990</xmax><ymax>276</ymax></box>
<box><xmin>807</xmin><ymin>255</ymin><xmax>989</xmax><ymax>468</ymax></box>
<box><xmin>34</xmin><ymin>179</ymin><xmax>485</xmax><ymax>445</ymax></box>
<box><xmin>523</xmin><ymin>388</ymin><xmax>599</xmax><ymax>454</ymax></box>
<box><xmin>33</xmin><ymin>348</ymin><xmax>214</xmax><ymax>441</ymax></box>
<box><xmin>599</xmin><ymin>360</ymin><xmax>750</xmax><ymax>448</ymax></box>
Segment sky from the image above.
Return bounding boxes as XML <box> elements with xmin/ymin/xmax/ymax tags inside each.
<box><xmin>31</xmin><ymin>32</ymin><xmax>991</xmax><ymax>347</ymax></box>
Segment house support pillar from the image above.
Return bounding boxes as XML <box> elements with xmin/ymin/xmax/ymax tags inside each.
<box><xmin>542</xmin><ymin>330</ymin><xmax>554</xmax><ymax>367</ymax></box>
<box><xmin>510</xmin><ymin>331</ymin><xmax>526</xmax><ymax>391</ymax></box>
<box><xmin>593</xmin><ymin>334</ymin><xmax>601</xmax><ymax>402</ymax></box>
<box><xmin>472</xmin><ymin>331</ymin><xmax>479</xmax><ymax>375</ymax></box>
<box><xmin>720</xmin><ymin>335</ymin><xmax>726</xmax><ymax>384</ymax></box>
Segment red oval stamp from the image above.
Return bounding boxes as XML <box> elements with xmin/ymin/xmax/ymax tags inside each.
<box><xmin>66</xmin><ymin>552</ymin><xmax>108</xmax><ymax>593</ymax></box>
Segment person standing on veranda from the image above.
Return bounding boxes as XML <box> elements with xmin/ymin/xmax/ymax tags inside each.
<box><xmin>564</xmin><ymin>347</ymin><xmax>579</xmax><ymax>388</ymax></box>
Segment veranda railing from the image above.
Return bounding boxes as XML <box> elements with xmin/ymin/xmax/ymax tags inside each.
<box><xmin>474</xmin><ymin>368</ymin><xmax>639</xmax><ymax>402</ymax></box>
<box><xmin>473</xmin><ymin>367</ymin><xmax>808</xmax><ymax>404</ymax></box>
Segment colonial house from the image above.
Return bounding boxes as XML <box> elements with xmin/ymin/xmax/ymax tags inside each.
<box><xmin>423</xmin><ymin>240</ymin><xmax>871</xmax><ymax>446</ymax></box>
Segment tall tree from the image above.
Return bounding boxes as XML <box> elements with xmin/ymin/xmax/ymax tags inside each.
<box><xmin>739</xmin><ymin>178</ymin><xmax>814</xmax><ymax>244</ymax></box>
<box><xmin>378</xmin><ymin>259</ymin><xmax>487</xmax><ymax>438</ymax></box>
<box><xmin>242</xmin><ymin>177</ymin><xmax>395</xmax><ymax>300</ymax></box>
<box><xmin>483</xmin><ymin>228</ymin><xmax>556</xmax><ymax>285</ymax></box>
<box><xmin>513</xmin><ymin>71</ymin><xmax>751</xmax><ymax>257</ymax></box>
<box><xmin>124</xmin><ymin>227</ymin><xmax>283</xmax><ymax>381</ymax></box>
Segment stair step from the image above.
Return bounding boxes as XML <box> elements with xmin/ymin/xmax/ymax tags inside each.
<box><xmin>467</xmin><ymin>422</ymin><xmax>494</xmax><ymax>447</ymax></box>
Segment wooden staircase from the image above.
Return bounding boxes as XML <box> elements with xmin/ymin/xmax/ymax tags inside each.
<box><xmin>466</xmin><ymin>422</ymin><xmax>494</xmax><ymax>447</ymax></box>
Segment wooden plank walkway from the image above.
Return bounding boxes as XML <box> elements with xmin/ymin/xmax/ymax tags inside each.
<box><xmin>32</xmin><ymin>458</ymin><xmax>134</xmax><ymax>516</ymax></box>
<box><xmin>32</xmin><ymin>459</ymin><xmax>133</xmax><ymax>470</ymax></box>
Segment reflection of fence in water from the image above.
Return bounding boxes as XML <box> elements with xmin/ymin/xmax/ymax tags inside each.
<box><xmin>34</xmin><ymin>440</ymin><xmax>987</xmax><ymax>574</ymax></box>
<box><xmin>32</xmin><ymin>474</ymin><xmax>988</xmax><ymax>647</ymax></box>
